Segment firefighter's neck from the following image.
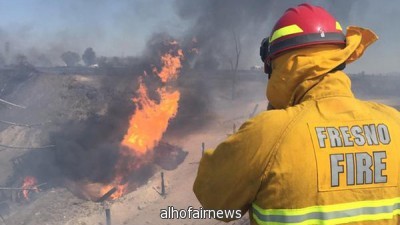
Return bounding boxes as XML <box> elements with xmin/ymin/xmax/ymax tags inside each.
<box><xmin>290</xmin><ymin>71</ymin><xmax>354</xmax><ymax>106</ymax></box>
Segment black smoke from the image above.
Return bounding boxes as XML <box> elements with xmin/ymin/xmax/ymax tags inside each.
<box><xmin>0</xmin><ymin>1</ymin><xmax>396</xmax><ymax>73</ymax></box>
<box><xmin>174</xmin><ymin>0</ymin><xmax>359</xmax><ymax>70</ymax></box>
<box><xmin>50</xmin><ymin>33</ymin><xmax>211</xmax><ymax>184</ymax></box>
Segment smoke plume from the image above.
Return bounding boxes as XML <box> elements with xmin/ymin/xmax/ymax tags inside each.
<box><xmin>174</xmin><ymin>0</ymin><xmax>360</xmax><ymax>70</ymax></box>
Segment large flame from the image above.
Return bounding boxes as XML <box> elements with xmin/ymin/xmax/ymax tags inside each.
<box><xmin>99</xmin><ymin>41</ymin><xmax>184</xmax><ymax>200</ymax></box>
<box><xmin>155</xmin><ymin>49</ymin><xmax>183</xmax><ymax>83</ymax></box>
<box><xmin>121</xmin><ymin>48</ymin><xmax>183</xmax><ymax>155</ymax></box>
<box><xmin>120</xmin><ymin>78</ymin><xmax>180</xmax><ymax>155</ymax></box>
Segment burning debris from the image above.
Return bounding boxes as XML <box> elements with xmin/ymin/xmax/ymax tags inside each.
<box><xmin>21</xmin><ymin>176</ymin><xmax>39</xmax><ymax>201</ymax></box>
<box><xmin>97</xmin><ymin>187</ymin><xmax>118</xmax><ymax>203</ymax></box>
<box><xmin>96</xmin><ymin>40</ymin><xmax>185</xmax><ymax>200</ymax></box>
<box><xmin>154</xmin><ymin>142</ymin><xmax>188</xmax><ymax>171</ymax></box>
<box><xmin>0</xmin><ymin>176</ymin><xmax>45</xmax><ymax>203</ymax></box>
<box><xmin>44</xmin><ymin>38</ymin><xmax>190</xmax><ymax>202</ymax></box>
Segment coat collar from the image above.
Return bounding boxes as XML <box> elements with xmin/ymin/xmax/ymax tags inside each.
<box><xmin>267</xmin><ymin>26</ymin><xmax>378</xmax><ymax>109</ymax></box>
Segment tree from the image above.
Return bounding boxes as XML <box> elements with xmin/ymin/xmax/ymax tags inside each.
<box><xmin>229</xmin><ymin>30</ymin><xmax>241</xmax><ymax>100</ymax></box>
<box><xmin>61</xmin><ymin>51</ymin><xmax>81</xmax><ymax>67</ymax></box>
<box><xmin>82</xmin><ymin>47</ymin><xmax>96</xmax><ymax>66</ymax></box>
<box><xmin>15</xmin><ymin>54</ymin><xmax>29</xmax><ymax>66</ymax></box>
<box><xmin>97</xmin><ymin>56</ymin><xmax>108</xmax><ymax>67</ymax></box>
<box><xmin>0</xmin><ymin>54</ymin><xmax>5</xmax><ymax>67</ymax></box>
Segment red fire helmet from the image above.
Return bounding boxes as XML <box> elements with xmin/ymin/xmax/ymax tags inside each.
<box><xmin>260</xmin><ymin>3</ymin><xmax>346</xmax><ymax>63</ymax></box>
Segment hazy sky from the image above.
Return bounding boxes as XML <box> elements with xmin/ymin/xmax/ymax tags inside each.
<box><xmin>0</xmin><ymin>0</ymin><xmax>185</xmax><ymax>55</ymax></box>
<box><xmin>0</xmin><ymin>0</ymin><xmax>398</xmax><ymax>74</ymax></box>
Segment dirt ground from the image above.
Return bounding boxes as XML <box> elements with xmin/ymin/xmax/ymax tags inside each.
<box><xmin>0</xmin><ymin>70</ymin><xmax>265</xmax><ymax>225</ymax></box>
<box><xmin>72</xmin><ymin>95</ymin><xmax>264</xmax><ymax>225</ymax></box>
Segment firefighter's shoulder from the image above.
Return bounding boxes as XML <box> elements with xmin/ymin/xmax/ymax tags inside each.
<box><xmin>249</xmin><ymin>103</ymin><xmax>306</xmax><ymax>139</ymax></box>
<box><xmin>363</xmin><ymin>100</ymin><xmax>400</xmax><ymax>122</ymax></box>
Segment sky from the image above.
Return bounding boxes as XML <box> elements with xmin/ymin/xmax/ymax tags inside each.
<box><xmin>0</xmin><ymin>0</ymin><xmax>398</xmax><ymax>74</ymax></box>
<box><xmin>0</xmin><ymin>0</ymin><xmax>186</xmax><ymax>55</ymax></box>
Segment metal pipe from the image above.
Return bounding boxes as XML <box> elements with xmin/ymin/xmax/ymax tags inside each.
<box><xmin>0</xmin><ymin>182</ymin><xmax>47</xmax><ymax>190</ymax></box>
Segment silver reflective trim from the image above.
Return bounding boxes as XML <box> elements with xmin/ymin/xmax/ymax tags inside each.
<box><xmin>377</xmin><ymin>124</ymin><xmax>391</xmax><ymax>145</ymax></box>
<box><xmin>374</xmin><ymin>151</ymin><xmax>387</xmax><ymax>183</ymax></box>
<box><xmin>315</xmin><ymin>127</ymin><xmax>327</xmax><ymax>148</ymax></box>
<box><xmin>356</xmin><ymin>153</ymin><xmax>373</xmax><ymax>185</ymax></box>
<box><xmin>346</xmin><ymin>153</ymin><xmax>355</xmax><ymax>185</ymax></box>
<box><xmin>330</xmin><ymin>154</ymin><xmax>344</xmax><ymax>187</ymax></box>
<box><xmin>363</xmin><ymin>124</ymin><xmax>378</xmax><ymax>145</ymax></box>
<box><xmin>253</xmin><ymin>203</ymin><xmax>400</xmax><ymax>223</ymax></box>
<box><xmin>327</xmin><ymin>127</ymin><xmax>342</xmax><ymax>147</ymax></box>
<box><xmin>351</xmin><ymin>126</ymin><xmax>365</xmax><ymax>146</ymax></box>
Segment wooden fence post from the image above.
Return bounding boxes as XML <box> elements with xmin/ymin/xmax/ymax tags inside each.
<box><xmin>105</xmin><ymin>208</ymin><xmax>111</xmax><ymax>225</ymax></box>
<box><xmin>161</xmin><ymin>172</ymin><xmax>165</xmax><ymax>196</ymax></box>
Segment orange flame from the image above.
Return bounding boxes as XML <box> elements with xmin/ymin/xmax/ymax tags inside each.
<box><xmin>97</xmin><ymin>41</ymin><xmax>184</xmax><ymax>200</ymax></box>
<box><xmin>153</xmin><ymin>50</ymin><xmax>183</xmax><ymax>83</ymax></box>
<box><xmin>21</xmin><ymin>176</ymin><xmax>38</xmax><ymax>201</ymax></box>
<box><xmin>121</xmin><ymin>48</ymin><xmax>183</xmax><ymax>155</ymax></box>
<box><xmin>99</xmin><ymin>175</ymin><xmax>128</xmax><ymax>200</ymax></box>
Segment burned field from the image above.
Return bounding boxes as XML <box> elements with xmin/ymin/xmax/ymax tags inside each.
<box><xmin>0</xmin><ymin>39</ymin><xmax>216</xmax><ymax>224</ymax></box>
<box><xmin>0</xmin><ymin>55</ymin><xmax>398</xmax><ymax>224</ymax></box>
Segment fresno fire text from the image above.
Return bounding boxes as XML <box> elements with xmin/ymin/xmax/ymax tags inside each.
<box><xmin>314</xmin><ymin>123</ymin><xmax>393</xmax><ymax>188</ymax></box>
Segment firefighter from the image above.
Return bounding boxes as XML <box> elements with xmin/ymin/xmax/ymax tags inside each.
<box><xmin>194</xmin><ymin>3</ymin><xmax>400</xmax><ymax>225</ymax></box>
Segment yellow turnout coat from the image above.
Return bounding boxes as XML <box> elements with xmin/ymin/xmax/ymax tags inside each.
<box><xmin>194</xmin><ymin>27</ymin><xmax>400</xmax><ymax>225</ymax></box>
